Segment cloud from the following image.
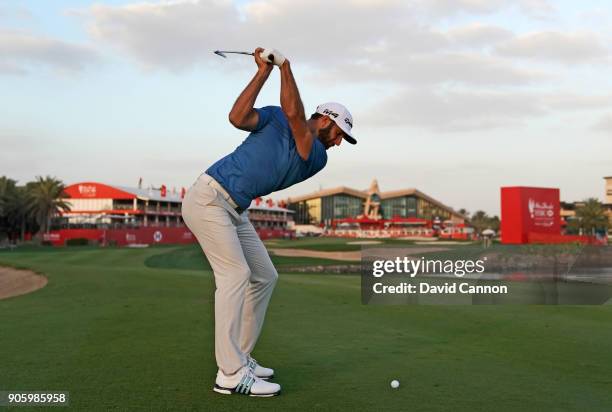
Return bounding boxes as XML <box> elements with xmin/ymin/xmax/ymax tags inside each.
<box><xmin>73</xmin><ymin>0</ymin><xmax>611</xmax><ymax>135</ymax></box>
<box><xmin>496</xmin><ymin>31</ymin><xmax>609</xmax><ymax>63</ymax></box>
<box><xmin>445</xmin><ymin>23</ymin><xmax>514</xmax><ymax>48</ymax></box>
<box><xmin>81</xmin><ymin>0</ymin><xmax>549</xmax><ymax>72</ymax></box>
<box><xmin>238</xmin><ymin>0</ymin><xmax>424</xmax><ymax>63</ymax></box>
<box><xmin>0</xmin><ymin>4</ymin><xmax>33</xmax><ymax>22</ymax></box>
<box><xmin>83</xmin><ymin>0</ymin><xmax>240</xmax><ymax>70</ymax></box>
<box><xmin>81</xmin><ymin>0</ymin><xmax>549</xmax><ymax>88</ymax></box>
<box><xmin>418</xmin><ymin>0</ymin><xmax>510</xmax><ymax>17</ymax></box>
<box><xmin>0</xmin><ymin>132</ymin><xmax>49</xmax><ymax>154</ymax></box>
<box><xmin>0</xmin><ymin>60</ymin><xmax>26</xmax><ymax>75</ymax></box>
<box><xmin>318</xmin><ymin>51</ymin><xmax>546</xmax><ymax>86</ymax></box>
<box><xmin>415</xmin><ymin>0</ymin><xmax>554</xmax><ymax>18</ymax></box>
<box><xmin>82</xmin><ymin>0</ymin><xmax>420</xmax><ymax>68</ymax></box>
<box><xmin>362</xmin><ymin>89</ymin><xmax>612</xmax><ymax>132</ymax></box>
<box><xmin>0</xmin><ymin>29</ymin><xmax>98</xmax><ymax>74</ymax></box>
<box><xmin>362</xmin><ymin>88</ymin><xmax>545</xmax><ymax>131</ymax></box>
<box><xmin>516</xmin><ymin>0</ymin><xmax>556</xmax><ymax>19</ymax></box>
<box><xmin>593</xmin><ymin>113</ymin><xmax>612</xmax><ymax>133</ymax></box>
<box><xmin>0</xmin><ymin>132</ymin><xmax>53</xmax><ymax>178</ymax></box>
<box><xmin>541</xmin><ymin>94</ymin><xmax>612</xmax><ymax>110</ymax></box>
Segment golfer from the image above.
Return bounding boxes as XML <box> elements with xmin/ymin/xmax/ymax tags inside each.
<box><xmin>181</xmin><ymin>47</ymin><xmax>356</xmax><ymax>397</ymax></box>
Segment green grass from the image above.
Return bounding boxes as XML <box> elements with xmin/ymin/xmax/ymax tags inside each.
<box><xmin>1</xmin><ymin>245</ymin><xmax>612</xmax><ymax>411</ymax></box>
<box><xmin>263</xmin><ymin>237</ymin><xmax>423</xmax><ymax>251</ymax></box>
<box><xmin>264</xmin><ymin>237</ymin><xmax>364</xmax><ymax>251</ymax></box>
<box><xmin>144</xmin><ymin>243</ymin><xmax>358</xmax><ymax>271</ymax></box>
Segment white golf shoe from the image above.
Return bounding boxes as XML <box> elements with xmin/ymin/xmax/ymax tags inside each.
<box><xmin>213</xmin><ymin>366</ymin><xmax>280</xmax><ymax>397</ymax></box>
<box><xmin>247</xmin><ymin>355</ymin><xmax>275</xmax><ymax>380</ymax></box>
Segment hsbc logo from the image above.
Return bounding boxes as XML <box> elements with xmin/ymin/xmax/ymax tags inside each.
<box><xmin>153</xmin><ymin>231</ymin><xmax>163</xmax><ymax>242</ymax></box>
<box><xmin>528</xmin><ymin>198</ymin><xmax>555</xmax><ymax>227</ymax></box>
<box><xmin>78</xmin><ymin>185</ymin><xmax>96</xmax><ymax>197</ymax></box>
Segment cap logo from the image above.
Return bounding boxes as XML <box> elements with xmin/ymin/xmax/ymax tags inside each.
<box><xmin>322</xmin><ymin>109</ymin><xmax>339</xmax><ymax>118</ymax></box>
<box><xmin>344</xmin><ymin>118</ymin><xmax>353</xmax><ymax>128</ymax></box>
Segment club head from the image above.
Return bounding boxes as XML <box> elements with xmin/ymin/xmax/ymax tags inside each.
<box><xmin>214</xmin><ymin>50</ymin><xmax>227</xmax><ymax>58</ymax></box>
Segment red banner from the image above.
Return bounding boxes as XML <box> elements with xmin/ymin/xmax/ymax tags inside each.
<box><xmin>43</xmin><ymin>227</ymin><xmax>293</xmax><ymax>246</ymax></box>
<box><xmin>44</xmin><ymin>227</ymin><xmax>194</xmax><ymax>246</ymax></box>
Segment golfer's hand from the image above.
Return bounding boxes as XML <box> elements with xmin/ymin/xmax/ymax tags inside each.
<box><xmin>254</xmin><ymin>47</ymin><xmax>273</xmax><ymax>74</ymax></box>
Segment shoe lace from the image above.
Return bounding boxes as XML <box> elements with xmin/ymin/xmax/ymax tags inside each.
<box><xmin>247</xmin><ymin>355</ymin><xmax>258</xmax><ymax>370</ymax></box>
<box><xmin>245</xmin><ymin>366</ymin><xmax>257</xmax><ymax>379</ymax></box>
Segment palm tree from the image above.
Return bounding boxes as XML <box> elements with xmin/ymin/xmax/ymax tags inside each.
<box><xmin>470</xmin><ymin>210</ymin><xmax>489</xmax><ymax>234</ymax></box>
<box><xmin>8</xmin><ymin>186</ymin><xmax>33</xmax><ymax>241</ymax></box>
<box><xmin>27</xmin><ymin>176</ymin><xmax>71</xmax><ymax>236</ymax></box>
<box><xmin>489</xmin><ymin>215</ymin><xmax>501</xmax><ymax>231</ymax></box>
<box><xmin>469</xmin><ymin>210</ymin><xmax>500</xmax><ymax>234</ymax></box>
<box><xmin>0</xmin><ymin>176</ymin><xmax>16</xmax><ymax>210</ymax></box>
<box><xmin>0</xmin><ymin>176</ymin><xmax>18</xmax><ymax>241</ymax></box>
<box><xmin>567</xmin><ymin>198</ymin><xmax>609</xmax><ymax>236</ymax></box>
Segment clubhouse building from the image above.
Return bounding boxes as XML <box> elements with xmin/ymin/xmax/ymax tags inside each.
<box><xmin>286</xmin><ymin>180</ymin><xmax>469</xmax><ymax>238</ymax></box>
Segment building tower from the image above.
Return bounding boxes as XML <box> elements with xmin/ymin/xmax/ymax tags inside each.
<box><xmin>362</xmin><ymin>179</ymin><xmax>382</xmax><ymax>220</ymax></box>
<box><xmin>605</xmin><ymin>176</ymin><xmax>612</xmax><ymax>205</ymax></box>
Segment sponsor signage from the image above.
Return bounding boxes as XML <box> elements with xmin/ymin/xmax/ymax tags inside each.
<box><xmin>78</xmin><ymin>185</ymin><xmax>97</xmax><ymax>197</ymax></box>
<box><xmin>501</xmin><ymin>187</ymin><xmax>561</xmax><ymax>244</ymax></box>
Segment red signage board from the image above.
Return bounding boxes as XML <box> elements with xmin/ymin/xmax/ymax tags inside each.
<box><xmin>43</xmin><ymin>227</ymin><xmax>294</xmax><ymax>246</ymax></box>
<box><xmin>501</xmin><ymin>187</ymin><xmax>560</xmax><ymax>244</ymax></box>
<box><xmin>43</xmin><ymin>227</ymin><xmax>194</xmax><ymax>246</ymax></box>
<box><xmin>64</xmin><ymin>182</ymin><xmax>136</xmax><ymax>200</ymax></box>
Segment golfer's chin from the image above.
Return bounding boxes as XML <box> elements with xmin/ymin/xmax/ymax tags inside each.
<box><xmin>321</xmin><ymin>140</ymin><xmax>334</xmax><ymax>150</ymax></box>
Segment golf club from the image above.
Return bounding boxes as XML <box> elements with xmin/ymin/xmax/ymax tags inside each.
<box><xmin>214</xmin><ymin>50</ymin><xmax>254</xmax><ymax>58</ymax></box>
<box><xmin>214</xmin><ymin>49</ymin><xmax>278</xmax><ymax>64</ymax></box>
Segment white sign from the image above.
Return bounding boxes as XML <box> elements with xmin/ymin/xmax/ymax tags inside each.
<box><xmin>153</xmin><ymin>231</ymin><xmax>163</xmax><ymax>242</ymax></box>
<box><xmin>78</xmin><ymin>184</ymin><xmax>97</xmax><ymax>197</ymax></box>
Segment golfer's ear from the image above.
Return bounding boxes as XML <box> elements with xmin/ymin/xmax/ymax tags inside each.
<box><xmin>321</xmin><ymin>116</ymin><xmax>332</xmax><ymax>127</ymax></box>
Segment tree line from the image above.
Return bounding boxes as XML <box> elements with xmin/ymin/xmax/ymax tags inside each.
<box><xmin>1</xmin><ymin>175</ymin><xmax>609</xmax><ymax>244</ymax></box>
<box><xmin>0</xmin><ymin>176</ymin><xmax>71</xmax><ymax>244</ymax></box>
<box><xmin>565</xmin><ymin>198</ymin><xmax>610</xmax><ymax>236</ymax></box>
<box><xmin>457</xmin><ymin>209</ymin><xmax>501</xmax><ymax>235</ymax></box>
<box><xmin>458</xmin><ymin>198</ymin><xmax>610</xmax><ymax>236</ymax></box>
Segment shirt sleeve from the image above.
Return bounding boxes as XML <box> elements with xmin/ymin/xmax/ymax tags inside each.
<box><xmin>253</xmin><ymin>106</ymin><xmax>276</xmax><ymax>132</ymax></box>
<box><xmin>304</xmin><ymin>139</ymin><xmax>328</xmax><ymax>173</ymax></box>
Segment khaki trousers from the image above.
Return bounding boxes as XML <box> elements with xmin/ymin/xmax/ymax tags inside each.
<box><xmin>181</xmin><ymin>173</ymin><xmax>278</xmax><ymax>375</ymax></box>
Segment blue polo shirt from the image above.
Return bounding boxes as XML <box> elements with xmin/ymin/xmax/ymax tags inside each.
<box><xmin>205</xmin><ymin>106</ymin><xmax>328</xmax><ymax>210</ymax></box>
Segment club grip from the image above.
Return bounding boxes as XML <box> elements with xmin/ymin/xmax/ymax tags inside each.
<box><xmin>260</xmin><ymin>48</ymin><xmax>286</xmax><ymax>67</ymax></box>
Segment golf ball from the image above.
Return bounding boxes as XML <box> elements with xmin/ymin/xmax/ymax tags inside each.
<box><xmin>391</xmin><ymin>380</ymin><xmax>400</xmax><ymax>389</ymax></box>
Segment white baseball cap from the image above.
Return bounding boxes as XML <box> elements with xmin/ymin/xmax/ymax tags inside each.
<box><xmin>315</xmin><ymin>102</ymin><xmax>357</xmax><ymax>145</ymax></box>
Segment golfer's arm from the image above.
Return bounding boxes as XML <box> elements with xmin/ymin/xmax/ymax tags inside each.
<box><xmin>280</xmin><ymin>62</ymin><xmax>313</xmax><ymax>161</ymax></box>
<box><xmin>228</xmin><ymin>69</ymin><xmax>270</xmax><ymax>131</ymax></box>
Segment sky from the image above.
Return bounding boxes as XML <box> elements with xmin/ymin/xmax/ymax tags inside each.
<box><xmin>1</xmin><ymin>0</ymin><xmax>611</xmax><ymax>216</ymax></box>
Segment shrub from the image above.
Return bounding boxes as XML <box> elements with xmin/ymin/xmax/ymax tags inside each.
<box><xmin>66</xmin><ymin>238</ymin><xmax>90</xmax><ymax>246</ymax></box>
